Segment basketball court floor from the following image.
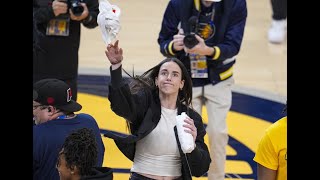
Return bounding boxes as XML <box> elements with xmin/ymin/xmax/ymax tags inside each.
<box><xmin>75</xmin><ymin>0</ymin><xmax>287</xmax><ymax>179</ymax></box>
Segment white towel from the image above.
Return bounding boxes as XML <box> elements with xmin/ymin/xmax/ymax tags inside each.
<box><xmin>97</xmin><ymin>0</ymin><xmax>121</xmax><ymax>45</ymax></box>
<box><xmin>176</xmin><ymin>112</ymin><xmax>195</xmax><ymax>153</ymax></box>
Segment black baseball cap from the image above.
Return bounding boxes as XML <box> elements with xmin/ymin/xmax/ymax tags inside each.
<box><xmin>33</xmin><ymin>78</ymin><xmax>82</xmax><ymax>112</ymax></box>
<box><xmin>33</xmin><ymin>90</ymin><xmax>38</xmax><ymax>100</ymax></box>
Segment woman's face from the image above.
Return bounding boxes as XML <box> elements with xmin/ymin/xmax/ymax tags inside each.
<box><xmin>56</xmin><ymin>150</ymin><xmax>79</xmax><ymax>180</ymax></box>
<box><xmin>155</xmin><ymin>61</ymin><xmax>185</xmax><ymax>96</ymax></box>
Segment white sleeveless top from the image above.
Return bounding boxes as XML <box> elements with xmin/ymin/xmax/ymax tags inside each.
<box><xmin>131</xmin><ymin>107</ymin><xmax>182</xmax><ymax>176</ymax></box>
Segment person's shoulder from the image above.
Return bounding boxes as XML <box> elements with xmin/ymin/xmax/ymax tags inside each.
<box><xmin>187</xmin><ymin>107</ymin><xmax>202</xmax><ymax>121</ymax></box>
<box><xmin>33</xmin><ymin>122</ymin><xmax>50</xmax><ymax>132</ymax></box>
<box><xmin>169</xmin><ymin>0</ymin><xmax>188</xmax><ymax>7</ymax></box>
<box><xmin>224</xmin><ymin>0</ymin><xmax>247</xmax><ymax>10</ymax></box>
<box><xmin>273</xmin><ymin>116</ymin><xmax>287</xmax><ymax>129</ymax></box>
<box><xmin>76</xmin><ymin>113</ymin><xmax>95</xmax><ymax>120</ymax></box>
<box><xmin>278</xmin><ymin>116</ymin><xmax>287</xmax><ymax>124</ymax></box>
<box><xmin>265</xmin><ymin>116</ymin><xmax>287</xmax><ymax>137</ymax></box>
<box><xmin>270</xmin><ymin>116</ymin><xmax>287</xmax><ymax>129</ymax></box>
<box><xmin>85</xmin><ymin>167</ymin><xmax>113</xmax><ymax>180</ymax></box>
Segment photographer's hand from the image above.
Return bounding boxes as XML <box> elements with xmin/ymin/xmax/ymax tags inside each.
<box><xmin>184</xmin><ymin>35</ymin><xmax>214</xmax><ymax>56</ymax></box>
<box><xmin>52</xmin><ymin>0</ymin><xmax>68</xmax><ymax>17</ymax></box>
<box><xmin>105</xmin><ymin>40</ymin><xmax>123</xmax><ymax>70</ymax></box>
<box><xmin>69</xmin><ymin>3</ymin><xmax>89</xmax><ymax>21</ymax></box>
<box><xmin>173</xmin><ymin>29</ymin><xmax>185</xmax><ymax>51</ymax></box>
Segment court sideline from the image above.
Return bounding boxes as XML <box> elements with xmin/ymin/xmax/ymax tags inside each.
<box><xmin>78</xmin><ymin>0</ymin><xmax>287</xmax><ymax>100</ymax></box>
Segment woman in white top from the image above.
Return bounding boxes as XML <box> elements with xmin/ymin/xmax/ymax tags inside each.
<box><xmin>104</xmin><ymin>40</ymin><xmax>211</xmax><ymax>180</ymax></box>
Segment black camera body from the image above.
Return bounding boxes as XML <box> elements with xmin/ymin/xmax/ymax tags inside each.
<box><xmin>183</xmin><ymin>34</ymin><xmax>199</xmax><ymax>49</ymax></box>
<box><xmin>183</xmin><ymin>16</ymin><xmax>199</xmax><ymax>49</ymax></box>
<box><xmin>68</xmin><ymin>0</ymin><xmax>84</xmax><ymax>16</ymax></box>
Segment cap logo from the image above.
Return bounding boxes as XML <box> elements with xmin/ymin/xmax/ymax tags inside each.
<box><xmin>47</xmin><ymin>97</ymin><xmax>55</xmax><ymax>105</ymax></box>
<box><xmin>67</xmin><ymin>88</ymin><xmax>72</xmax><ymax>102</ymax></box>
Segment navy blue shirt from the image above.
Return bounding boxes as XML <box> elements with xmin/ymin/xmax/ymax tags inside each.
<box><xmin>33</xmin><ymin>113</ymin><xmax>105</xmax><ymax>180</ymax></box>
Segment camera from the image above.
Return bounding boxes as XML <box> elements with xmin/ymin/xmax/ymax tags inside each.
<box><xmin>68</xmin><ymin>0</ymin><xmax>84</xmax><ymax>16</ymax></box>
<box><xmin>184</xmin><ymin>34</ymin><xmax>199</xmax><ymax>49</ymax></box>
<box><xmin>183</xmin><ymin>16</ymin><xmax>199</xmax><ymax>49</ymax></box>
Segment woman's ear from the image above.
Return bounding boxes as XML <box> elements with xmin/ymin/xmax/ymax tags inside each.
<box><xmin>70</xmin><ymin>165</ymin><xmax>79</xmax><ymax>175</ymax></box>
<box><xmin>155</xmin><ymin>77</ymin><xmax>158</xmax><ymax>87</ymax></box>
<box><xmin>180</xmin><ymin>80</ymin><xmax>185</xmax><ymax>90</ymax></box>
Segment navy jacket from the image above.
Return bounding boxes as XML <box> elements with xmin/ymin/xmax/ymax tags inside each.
<box><xmin>158</xmin><ymin>0</ymin><xmax>247</xmax><ymax>86</ymax></box>
<box><xmin>104</xmin><ymin>66</ymin><xmax>211</xmax><ymax>180</ymax></box>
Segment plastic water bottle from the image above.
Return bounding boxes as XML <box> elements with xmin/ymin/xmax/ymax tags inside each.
<box><xmin>176</xmin><ymin>112</ymin><xmax>195</xmax><ymax>153</ymax></box>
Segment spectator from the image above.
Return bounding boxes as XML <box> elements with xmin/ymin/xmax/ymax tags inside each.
<box><xmin>33</xmin><ymin>78</ymin><xmax>105</xmax><ymax>180</ymax></box>
<box><xmin>33</xmin><ymin>0</ymin><xmax>99</xmax><ymax>100</ymax></box>
<box><xmin>253</xmin><ymin>103</ymin><xmax>287</xmax><ymax>180</ymax></box>
<box><xmin>57</xmin><ymin>128</ymin><xmax>113</xmax><ymax>180</ymax></box>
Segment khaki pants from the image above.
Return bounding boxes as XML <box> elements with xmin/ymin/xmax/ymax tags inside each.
<box><xmin>192</xmin><ymin>77</ymin><xmax>234</xmax><ymax>180</ymax></box>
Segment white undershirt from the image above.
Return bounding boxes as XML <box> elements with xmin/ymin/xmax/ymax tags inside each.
<box><xmin>131</xmin><ymin>107</ymin><xmax>182</xmax><ymax>176</ymax></box>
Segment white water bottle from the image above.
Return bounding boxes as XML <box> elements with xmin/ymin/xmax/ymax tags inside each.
<box><xmin>176</xmin><ymin>112</ymin><xmax>195</xmax><ymax>153</ymax></box>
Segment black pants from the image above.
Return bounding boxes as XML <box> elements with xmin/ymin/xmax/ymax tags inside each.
<box><xmin>129</xmin><ymin>172</ymin><xmax>183</xmax><ymax>180</ymax></box>
<box><xmin>271</xmin><ymin>0</ymin><xmax>287</xmax><ymax>20</ymax></box>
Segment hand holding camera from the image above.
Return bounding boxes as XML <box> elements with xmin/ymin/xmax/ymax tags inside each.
<box><xmin>172</xmin><ymin>29</ymin><xmax>185</xmax><ymax>51</ymax></box>
<box><xmin>183</xmin><ymin>16</ymin><xmax>199</xmax><ymax>49</ymax></box>
<box><xmin>173</xmin><ymin>16</ymin><xmax>202</xmax><ymax>52</ymax></box>
<box><xmin>52</xmin><ymin>0</ymin><xmax>89</xmax><ymax>21</ymax></box>
<box><xmin>69</xmin><ymin>2</ymin><xmax>89</xmax><ymax>21</ymax></box>
<box><xmin>52</xmin><ymin>0</ymin><xmax>68</xmax><ymax>17</ymax></box>
<box><xmin>173</xmin><ymin>16</ymin><xmax>214</xmax><ymax>56</ymax></box>
<box><xmin>183</xmin><ymin>34</ymin><xmax>212</xmax><ymax>55</ymax></box>
<box><xmin>68</xmin><ymin>0</ymin><xmax>84</xmax><ymax>16</ymax></box>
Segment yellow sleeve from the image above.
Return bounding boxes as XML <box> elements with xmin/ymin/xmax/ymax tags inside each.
<box><xmin>253</xmin><ymin>133</ymin><xmax>279</xmax><ymax>170</ymax></box>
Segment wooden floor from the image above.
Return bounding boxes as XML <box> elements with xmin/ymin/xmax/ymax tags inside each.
<box><xmin>78</xmin><ymin>0</ymin><xmax>287</xmax><ymax>101</ymax></box>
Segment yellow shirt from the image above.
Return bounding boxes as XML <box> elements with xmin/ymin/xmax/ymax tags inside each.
<box><xmin>253</xmin><ymin>116</ymin><xmax>287</xmax><ymax>180</ymax></box>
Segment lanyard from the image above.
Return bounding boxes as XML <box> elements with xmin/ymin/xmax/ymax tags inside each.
<box><xmin>57</xmin><ymin>115</ymin><xmax>68</xmax><ymax>119</ymax></box>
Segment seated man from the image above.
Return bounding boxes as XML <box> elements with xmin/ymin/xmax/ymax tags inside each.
<box><xmin>33</xmin><ymin>78</ymin><xmax>105</xmax><ymax>180</ymax></box>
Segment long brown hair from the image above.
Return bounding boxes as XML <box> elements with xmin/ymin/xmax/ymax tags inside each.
<box><xmin>123</xmin><ymin>58</ymin><xmax>193</xmax><ymax>132</ymax></box>
<box><xmin>124</xmin><ymin>57</ymin><xmax>193</xmax><ymax>105</ymax></box>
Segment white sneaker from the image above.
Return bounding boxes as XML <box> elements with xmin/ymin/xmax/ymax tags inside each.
<box><xmin>268</xmin><ymin>19</ymin><xmax>287</xmax><ymax>44</ymax></box>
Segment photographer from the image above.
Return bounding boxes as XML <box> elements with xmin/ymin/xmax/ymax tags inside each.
<box><xmin>158</xmin><ymin>0</ymin><xmax>247</xmax><ymax>179</ymax></box>
<box><xmin>33</xmin><ymin>0</ymin><xmax>99</xmax><ymax>101</ymax></box>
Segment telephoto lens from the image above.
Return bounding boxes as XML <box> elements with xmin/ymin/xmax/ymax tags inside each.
<box><xmin>70</xmin><ymin>0</ymin><xmax>84</xmax><ymax>16</ymax></box>
<box><xmin>183</xmin><ymin>34</ymin><xmax>199</xmax><ymax>49</ymax></box>
<box><xmin>183</xmin><ymin>16</ymin><xmax>199</xmax><ymax>49</ymax></box>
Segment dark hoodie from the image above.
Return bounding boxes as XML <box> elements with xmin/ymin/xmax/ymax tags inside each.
<box><xmin>81</xmin><ymin>167</ymin><xmax>113</xmax><ymax>180</ymax></box>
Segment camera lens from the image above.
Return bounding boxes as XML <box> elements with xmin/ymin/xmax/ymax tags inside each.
<box><xmin>183</xmin><ymin>34</ymin><xmax>199</xmax><ymax>49</ymax></box>
<box><xmin>71</xmin><ymin>2</ymin><xmax>83</xmax><ymax>16</ymax></box>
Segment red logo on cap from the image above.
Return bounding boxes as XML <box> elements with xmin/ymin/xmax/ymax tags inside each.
<box><xmin>47</xmin><ymin>97</ymin><xmax>55</xmax><ymax>105</ymax></box>
<box><xmin>67</xmin><ymin>88</ymin><xmax>72</xmax><ymax>102</ymax></box>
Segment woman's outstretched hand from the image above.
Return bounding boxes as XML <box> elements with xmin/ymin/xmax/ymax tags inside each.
<box><xmin>105</xmin><ymin>40</ymin><xmax>123</xmax><ymax>65</ymax></box>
